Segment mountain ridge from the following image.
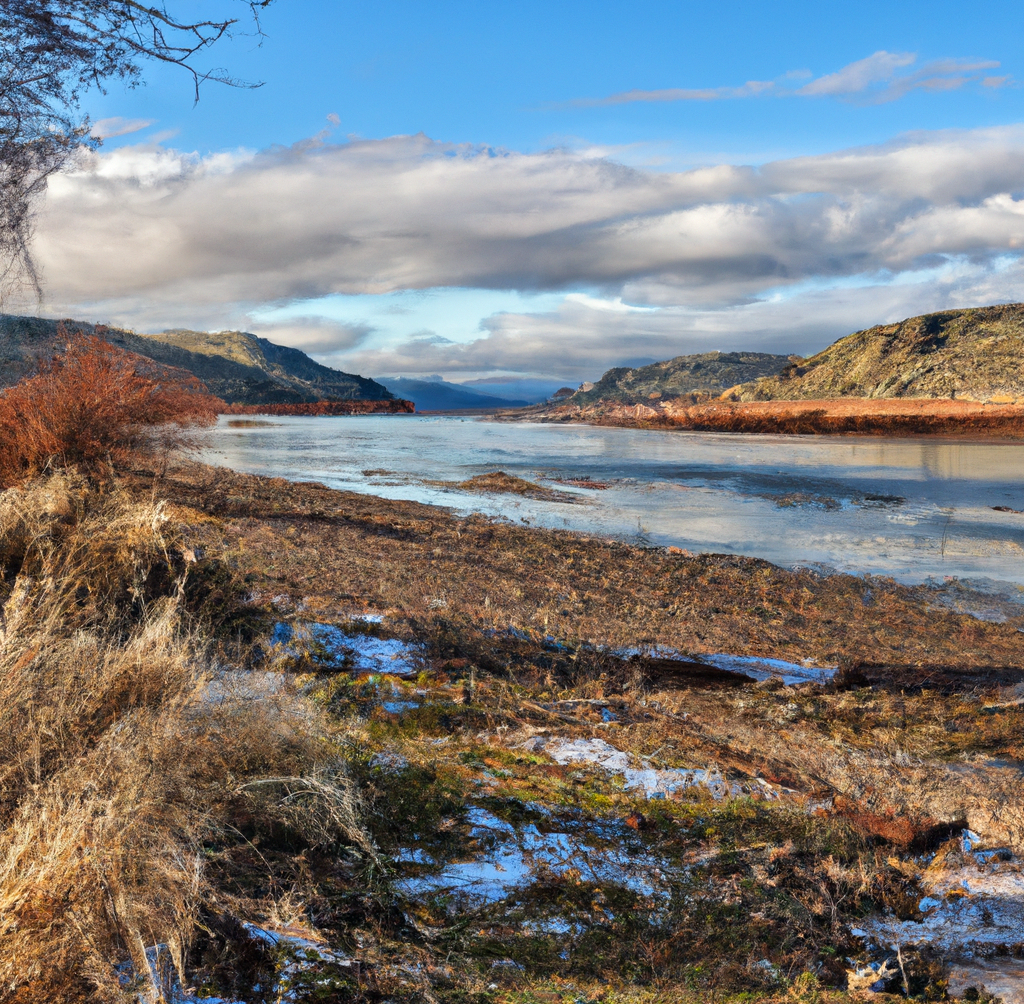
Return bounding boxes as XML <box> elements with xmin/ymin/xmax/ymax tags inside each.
<box><xmin>561</xmin><ymin>350</ymin><xmax>794</xmax><ymax>407</ymax></box>
<box><xmin>728</xmin><ymin>303</ymin><xmax>1024</xmax><ymax>403</ymax></box>
<box><xmin>0</xmin><ymin>315</ymin><xmax>394</xmax><ymax>405</ymax></box>
<box><xmin>375</xmin><ymin>375</ymin><xmax>528</xmax><ymax>410</ymax></box>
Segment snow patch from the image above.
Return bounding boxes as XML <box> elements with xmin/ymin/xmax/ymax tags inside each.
<box><xmin>528</xmin><ymin>736</ymin><xmax>798</xmax><ymax>801</ymax></box>
<box><xmin>700</xmin><ymin>654</ymin><xmax>837</xmax><ymax>686</ymax></box>
<box><xmin>948</xmin><ymin>958</ymin><xmax>1024</xmax><ymax>1004</ymax></box>
<box><xmin>613</xmin><ymin>646</ymin><xmax>836</xmax><ymax>686</ymax></box>
<box><xmin>859</xmin><ymin>837</ymin><xmax>1024</xmax><ymax>953</ymax></box>
<box><xmin>272</xmin><ymin>621</ymin><xmax>425</xmax><ymax>676</ymax></box>
<box><xmin>396</xmin><ymin>807</ymin><xmax>668</xmax><ymax>905</ymax></box>
<box><xmin>120</xmin><ymin>925</ymin><xmax>348</xmax><ymax>1003</ymax></box>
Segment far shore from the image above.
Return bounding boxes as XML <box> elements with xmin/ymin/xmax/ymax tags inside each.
<box><xmin>499</xmin><ymin>396</ymin><xmax>1024</xmax><ymax>437</ymax></box>
<box><xmin>222</xmin><ymin>398</ymin><xmax>414</xmax><ymax>416</ymax></box>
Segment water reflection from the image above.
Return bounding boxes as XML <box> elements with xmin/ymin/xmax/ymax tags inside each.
<box><xmin>200</xmin><ymin>416</ymin><xmax>1024</xmax><ymax>585</ymax></box>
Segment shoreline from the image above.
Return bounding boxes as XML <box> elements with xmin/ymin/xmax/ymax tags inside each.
<box><xmin>500</xmin><ymin>396</ymin><xmax>1024</xmax><ymax>437</ymax></box>
<box><xmin>222</xmin><ymin>397</ymin><xmax>414</xmax><ymax>416</ymax></box>
<box><xmin>162</xmin><ymin>460</ymin><xmax>1024</xmax><ymax>674</ymax></box>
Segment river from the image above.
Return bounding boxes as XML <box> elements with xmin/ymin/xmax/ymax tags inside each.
<box><xmin>200</xmin><ymin>415</ymin><xmax>1024</xmax><ymax>589</ymax></box>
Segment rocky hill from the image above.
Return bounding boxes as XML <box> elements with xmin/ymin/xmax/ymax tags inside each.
<box><xmin>731</xmin><ymin>304</ymin><xmax>1024</xmax><ymax>402</ymax></box>
<box><xmin>0</xmin><ymin>315</ymin><xmax>394</xmax><ymax>405</ymax></box>
<box><xmin>570</xmin><ymin>351</ymin><xmax>793</xmax><ymax>406</ymax></box>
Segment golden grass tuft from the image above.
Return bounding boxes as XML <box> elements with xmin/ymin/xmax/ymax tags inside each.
<box><xmin>0</xmin><ymin>476</ymin><xmax>371</xmax><ymax>1002</ymax></box>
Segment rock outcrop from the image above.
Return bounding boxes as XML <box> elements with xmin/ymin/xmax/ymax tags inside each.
<box><xmin>730</xmin><ymin>303</ymin><xmax>1024</xmax><ymax>403</ymax></box>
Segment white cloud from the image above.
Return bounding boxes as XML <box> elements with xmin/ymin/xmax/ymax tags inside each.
<box><xmin>90</xmin><ymin>116</ymin><xmax>156</xmax><ymax>139</ymax></box>
<box><xmin>587</xmin><ymin>51</ymin><xmax>1007</xmax><ymax>107</ymax></box>
<box><xmin>582</xmin><ymin>79</ymin><xmax>776</xmax><ymax>105</ymax></box>
<box><xmin>564</xmin><ymin>293</ymin><xmax>658</xmax><ymax>313</ymax></box>
<box><xmin>797</xmin><ymin>51</ymin><xmax>918</xmax><ymax>97</ymax></box>
<box><xmin>248</xmin><ymin>315</ymin><xmax>376</xmax><ymax>354</ymax></box>
<box><xmin>19</xmin><ymin>124</ymin><xmax>1024</xmax><ymax>379</ymax></box>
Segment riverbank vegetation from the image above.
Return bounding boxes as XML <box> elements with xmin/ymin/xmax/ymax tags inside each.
<box><xmin>512</xmin><ymin>396</ymin><xmax>1024</xmax><ymax>437</ymax></box>
<box><xmin>0</xmin><ymin>341</ymin><xmax>1021</xmax><ymax>1001</ymax></box>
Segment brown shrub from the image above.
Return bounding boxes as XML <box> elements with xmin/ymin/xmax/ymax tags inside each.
<box><xmin>0</xmin><ymin>329</ymin><xmax>223</xmax><ymax>486</ymax></box>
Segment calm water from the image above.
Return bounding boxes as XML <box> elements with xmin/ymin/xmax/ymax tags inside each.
<box><xmin>200</xmin><ymin>416</ymin><xmax>1024</xmax><ymax>587</ymax></box>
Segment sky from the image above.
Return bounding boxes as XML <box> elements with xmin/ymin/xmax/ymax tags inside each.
<box><xmin>20</xmin><ymin>0</ymin><xmax>1024</xmax><ymax>386</ymax></box>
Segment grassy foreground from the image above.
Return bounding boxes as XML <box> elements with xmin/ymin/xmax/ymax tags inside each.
<box><xmin>0</xmin><ymin>452</ymin><xmax>1019</xmax><ymax>1001</ymax></box>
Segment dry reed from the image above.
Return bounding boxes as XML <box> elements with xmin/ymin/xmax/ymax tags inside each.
<box><xmin>0</xmin><ymin>476</ymin><xmax>371</xmax><ymax>1002</ymax></box>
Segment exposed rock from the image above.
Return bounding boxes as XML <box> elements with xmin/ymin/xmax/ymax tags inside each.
<box><xmin>731</xmin><ymin>303</ymin><xmax>1024</xmax><ymax>403</ymax></box>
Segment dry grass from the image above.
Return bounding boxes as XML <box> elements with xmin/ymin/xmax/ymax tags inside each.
<box><xmin>88</xmin><ymin>460</ymin><xmax>1016</xmax><ymax>999</ymax></box>
<box><xmin>0</xmin><ymin>456</ymin><xmax>1019</xmax><ymax>1000</ymax></box>
<box><xmin>223</xmin><ymin>399</ymin><xmax>414</xmax><ymax>416</ymax></box>
<box><xmin>0</xmin><ymin>476</ymin><xmax>372</xmax><ymax>1002</ymax></box>
<box><xmin>425</xmin><ymin>471</ymin><xmax>582</xmax><ymax>502</ymax></box>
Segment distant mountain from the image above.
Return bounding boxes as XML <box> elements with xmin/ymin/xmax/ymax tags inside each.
<box><xmin>374</xmin><ymin>375</ymin><xmax>528</xmax><ymax>411</ymax></box>
<box><xmin>569</xmin><ymin>351</ymin><xmax>793</xmax><ymax>406</ymax></box>
<box><xmin>0</xmin><ymin>315</ymin><xmax>394</xmax><ymax>405</ymax></box>
<box><xmin>459</xmin><ymin>377</ymin><xmax>568</xmax><ymax>404</ymax></box>
<box><xmin>730</xmin><ymin>304</ymin><xmax>1024</xmax><ymax>403</ymax></box>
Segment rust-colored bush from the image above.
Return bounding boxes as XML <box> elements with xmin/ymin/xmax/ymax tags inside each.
<box><xmin>0</xmin><ymin>328</ymin><xmax>223</xmax><ymax>486</ymax></box>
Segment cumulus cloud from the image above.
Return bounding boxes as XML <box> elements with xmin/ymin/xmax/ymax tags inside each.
<box><xmin>20</xmin><ymin>124</ymin><xmax>1024</xmax><ymax>379</ymax></box>
<box><xmin>586</xmin><ymin>51</ymin><xmax>1007</xmax><ymax>107</ymax></box>
<box><xmin>32</xmin><ymin>126</ymin><xmax>1024</xmax><ymax>305</ymax></box>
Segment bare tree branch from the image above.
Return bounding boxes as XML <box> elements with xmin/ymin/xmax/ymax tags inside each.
<box><xmin>0</xmin><ymin>1</ymin><xmax>275</xmax><ymax>302</ymax></box>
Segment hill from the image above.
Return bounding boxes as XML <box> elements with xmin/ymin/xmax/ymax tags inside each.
<box><xmin>0</xmin><ymin>315</ymin><xmax>394</xmax><ymax>405</ymax></box>
<box><xmin>731</xmin><ymin>303</ymin><xmax>1024</xmax><ymax>402</ymax></box>
<box><xmin>375</xmin><ymin>375</ymin><xmax>527</xmax><ymax>411</ymax></box>
<box><xmin>459</xmin><ymin>377</ymin><xmax>567</xmax><ymax>403</ymax></box>
<box><xmin>570</xmin><ymin>351</ymin><xmax>793</xmax><ymax>406</ymax></box>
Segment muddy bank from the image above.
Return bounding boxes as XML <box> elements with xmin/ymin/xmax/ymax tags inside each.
<box><xmin>157</xmin><ymin>461</ymin><xmax>1024</xmax><ymax>670</ymax></box>
<box><xmin>511</xmin><ymin>397</ymin><xmax>1024</xmax><ymax>436</ymax></box>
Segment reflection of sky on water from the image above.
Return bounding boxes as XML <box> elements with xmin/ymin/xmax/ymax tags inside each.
<box><xmin>200</xmin><ymin>416</ymin><xmax>1024</xmax><ymax>585</ymax></box>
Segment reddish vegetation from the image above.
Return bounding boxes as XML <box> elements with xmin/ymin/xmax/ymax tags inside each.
<box><xmin>222</xmin><ymin>398</ymin><xmax>414</xmax><ymax>416</ymax></box>
<box><xmin>0</xmin><ymin>331</ymin><xmax>222</xmax><ymax>485</ymax></box>
<box><xmin>541</xmin><ymin>397</ymin><xmax>1024</xmax><ymax>436</ymax></box>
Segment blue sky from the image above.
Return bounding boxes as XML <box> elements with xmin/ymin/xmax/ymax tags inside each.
<box><xmin>85</xmin><ymin>0</ymin><xmax>1024</xmax><ymax>160</ymax></box>
<box><xmin>25</xmin><ymin>0</ymin><xmax>1024</xmax><ymax>385</ymax></box>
